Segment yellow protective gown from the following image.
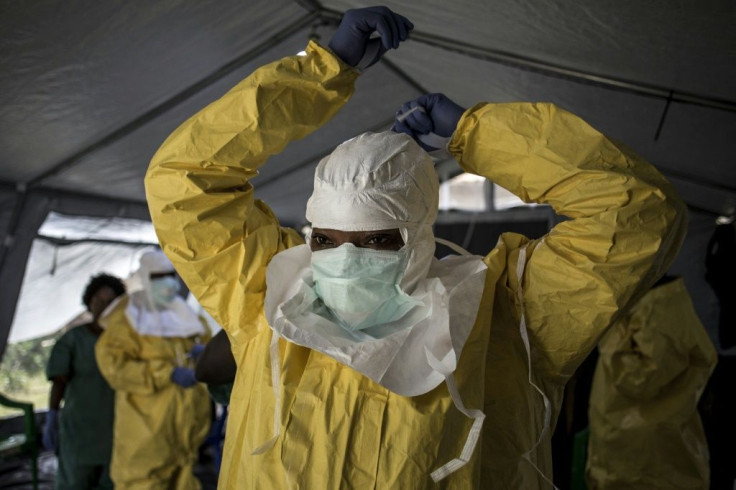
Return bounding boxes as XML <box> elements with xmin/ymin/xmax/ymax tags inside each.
<box><xmin>145</xmin><ymin>41</ymin><xmax>686</xmax><ymax>489</ymax></box>
<box><xmin>95</xmin><ymin>297</ymin><xmax>211</xmax><ymax>489</ymax></box>
<box><xmin>586</xmin><ymin>278</ymin><xmax>717</xmax><ymax>489</ymax></box>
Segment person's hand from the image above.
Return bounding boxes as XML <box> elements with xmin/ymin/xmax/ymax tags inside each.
<box><xmin>328</xmin><ymin>6</ymin><xmax>413</xmax><ymax>70</ymax></box>
<box><xmin>42</xmin><ymin>409</ymin><xmax>59</xmax><ymax>451</ymax></box>
<box><xmin>392</xmin><ymin>93</ymin><xmax>466</xmax><ymax>151</ymax></box>
<box><xmin>171</xmin><ymin>367</ymin><xmax>198</xmax><ymax>388</ymax></box>
<box><xmin>187</xmin><ymin>343</ymin><xmax>206</xmax><ymax>360</ymax></box>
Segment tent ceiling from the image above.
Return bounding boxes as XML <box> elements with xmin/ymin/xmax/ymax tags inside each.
<box><xmin>1</xmin><ymin>0</ymin><xmax>735</xmax><ymax>226</ymax></box>
<box><xmin>326</xmin><ymin>0</ymin><xmax>735</xmax><ymax>100</ymax></box>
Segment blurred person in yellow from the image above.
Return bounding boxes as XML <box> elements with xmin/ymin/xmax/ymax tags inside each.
<box><xmin>586</xmin><ymin>276</ymin><xmax>717</xmax><ymax>489</ymax></box>
<box><xmin>95</xmin><ymin>250</ymin><xmax>211</xmax><ymax>489</ymax></box>
<box><xmin>145</xmin><ymin>6</ymin><xmax>686</xmax><ymax>488</ymax></box>
<box><xmin>44</xmin><ymin>273</ymin><xmax>126</xmax><ymax>490</ymax></box>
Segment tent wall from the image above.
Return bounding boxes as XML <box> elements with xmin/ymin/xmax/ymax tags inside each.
<box><xmin>0</xmin><ymin>188</ymin><xmax>150</xmax><ymax>359</ymax></box>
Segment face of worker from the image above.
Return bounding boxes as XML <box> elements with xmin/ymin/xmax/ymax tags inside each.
<box><xmin>149</xmin><ymin>272</ymin><xmax>180</xmax><ymax>306</ymax></box>
<box><xmin>88</xmin><ymin>286</ymin><xmax>118</xmax><ymax>321</ymax></box>
<box><xmin>310</xmin><ymin>228</ymin><xmax>404</xmax><ymax>252</ymax></box>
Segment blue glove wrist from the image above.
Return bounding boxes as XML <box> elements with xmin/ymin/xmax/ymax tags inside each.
<box><xmin>43</xmin><ymin>410</ymin><xmax>60</xmax><ymax>451</ymax></box>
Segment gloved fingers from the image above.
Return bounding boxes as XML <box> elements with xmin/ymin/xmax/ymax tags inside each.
<box><xmin>391</xmin><ymin>119</ymin><xmax>435</xmax><ymax>152</ymax></box>
<box><xmin>402</xmin><ymin>111</ymin><xmax>434</xmax><ymax>134</ymax></box>
<box><xmin>391</xmin><ymin>119</ymin><xmax>415</xmax><ymax>137</ymax></box>
<box><xmin>360</xmin><ymin>7</ymin><xmax>413</xmax><ymax>50</ymax></box>
<box><xmin>396</xmin><ymin>101</ymin><xmax>434</xmax><ymax>134</ymax></box>
<box><xmin>396</xmin><ymin>13</ymin><xmax>413</xmax><ymax>41</ymax></box>
<box><xmin>370</xmin><ymin>12</ymin><xmax>399</xmax><ymax>50</ymax></box>
<box><xmin>416</xmin><ymin>93</ymin><xmax>444</xmax><ymax>114</ymax></box>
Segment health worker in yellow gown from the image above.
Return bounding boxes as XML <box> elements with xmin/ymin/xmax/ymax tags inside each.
<box><xmin>145</xmin><ymin>6</ymin><xmax>686</xmax><ymax>488</ymax></box>
<box><xmin>96</xmin><ymin>250</ymin><xmax>211</xmax><ymax>490</ymax></box>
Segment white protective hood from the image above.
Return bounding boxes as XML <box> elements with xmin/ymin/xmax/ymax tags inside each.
<box><xmin>122</xmin><ymin>249</ymin><xmax>205</xmax><ymax>338</ymax></box>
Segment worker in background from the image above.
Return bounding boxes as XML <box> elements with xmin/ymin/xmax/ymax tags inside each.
<box><xmin>95</xmin><ymin>250</ymin><xmax>211</xmax><ymax>490</ymax></box>
<box><xmin>586</xmin><ymin>276</ymin><xmax>717</xmax><ymax>489</ymax></box>
<box><xmin>44</xmin><ymin>273</ymin><xmax>126</xmax><ymax>490</ymax></box>
<box><xmin>145</xmin><ymin>6</ymin><xmax>686</xmax><ymax>488</ymax></box>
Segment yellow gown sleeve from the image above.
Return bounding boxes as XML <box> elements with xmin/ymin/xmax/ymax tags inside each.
<box><xmin>145</xmin><ymin>42</ymin><xmax>358</xmax><ymax>347</ymax></box>
<box><xmin>450</xmin><ymin>102</ymin><xmax>687</xmax><ymax>381</ymax></box>
<box><xmin>95</xmin><ymin>300</ymin><xmax>174</xmax><ymax>394</ymax></box>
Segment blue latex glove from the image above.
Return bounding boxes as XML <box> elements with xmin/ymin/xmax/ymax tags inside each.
<box><xmin>328</xmin><ymin>6</ymin><xmax>413</xmax><ymax>69</ymax></box>
<box><xmin>187</xmin><ymin>343</ymin><xmax>206</xmax><ymax>360</ymax></box>
<box><xmin>42</xmin><ymin>409</ymin><xmax>59</xmax><ymax>451</ymax></box>
<box><xmin>392</xmin><ymin>93</ymin><xmax>466</xmax><ymax>151</ymax></box>
<box><xmin>171</xmin><ymin>367</ymin><xmax>198</xmax><ymax>388</ymax></box>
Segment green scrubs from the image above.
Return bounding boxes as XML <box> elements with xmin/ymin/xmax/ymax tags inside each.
<box><xmin>46</xmin><ymin>324</ymin><xmax>115</xmax><ymax>490</ymax></box>
<box><xmin>206</xmin><ymin>382</ymin><xmax>233</xmax><ymax>406</ymax></box>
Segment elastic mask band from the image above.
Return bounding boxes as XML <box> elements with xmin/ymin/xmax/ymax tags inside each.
<box><xmin>426</xmin><ymin>348</ymin><xmax>486</xmax><ymax>482</ymax></box>
<box><xmin>251</xmin><ymin>331</ymin><xmax>282</xmax><ymax>455</ymax></box>
<box><xmin>515</xmin><ymin>246</ymin><xmax>559</xmax><ymax>490</ymax></box>
<box><xmin>434</xmin><ymin>237</ymin><xmax>472</xmax><ymax>256</ymax></box>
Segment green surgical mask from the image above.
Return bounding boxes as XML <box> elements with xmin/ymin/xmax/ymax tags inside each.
<box><xmin>311</xmin><ymin>244</ymin><xmax>419</xmax><ymax>332</ymax></box>
<box><xmin>150</xmin><ymin>276</ymin><xmax>180</xmax><ymax>306</ymax></box>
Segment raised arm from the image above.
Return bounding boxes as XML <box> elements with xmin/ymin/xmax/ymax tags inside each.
<box><xmin>145</xmin><ymin>7</ymin><xmax>412</xmax><ymax>346</ymax></box>
<box><xmin>456</xmin><ymin>102</ymin><xmax>686</xmax><ymax>379</ymax></box>
<box><xmin>145</xmin><ymin>42</ymin><xmax>355</xmax><ymax>346</ymax></box>
<box><xmin>395</xmin><ymin>95</ymin><xmax>687</xmax><ymax>380</ymax></box>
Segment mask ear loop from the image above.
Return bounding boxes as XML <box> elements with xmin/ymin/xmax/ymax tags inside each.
<box><xmin>251</xmin><ymin>330</ymin><xmax>282</xmax><ymax>455</ymax></box>
<box><xmin>434</xmin><ymin>237</ymin><xmax>472</xmax><ymax>256</ymax></box>
<box><xmin>515</xmin><ymin>245</ymin><xmax>560</xmax><ymax>490</ymax></box>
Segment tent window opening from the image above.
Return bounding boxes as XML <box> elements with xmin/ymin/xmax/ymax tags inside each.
<box><xmin>0</xmin><ymin>213</ymin><xmax>158</xmax><ymax>418</ymax></box>
<box><xmin>438</xmin><ymin>173</ymin><xmax>539</xmax><ymax>212</ymax></box>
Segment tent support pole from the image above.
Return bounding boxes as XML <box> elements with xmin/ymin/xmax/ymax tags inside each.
<box><xmin>0</xmin><ymin>186</ymin><xmax>28</xmax><ymax>275</ymax></box>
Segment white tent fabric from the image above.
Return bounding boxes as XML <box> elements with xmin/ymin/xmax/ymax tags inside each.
<box><xmin>9</xmin><ymin>213</ymin><xmax>157</xmax><ymax>343</ymax></box>
<box><xmin>0</xmin><ymin>0</ymin><xmax>734</xmax><ymax>354</ymax></box>
<box><xmin>10</xmin><ymin>239</ymin><xmax>149</xmax><ymax>343</ymax></box>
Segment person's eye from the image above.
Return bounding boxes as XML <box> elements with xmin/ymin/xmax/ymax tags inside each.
<box><xmin>365</xmin><ymin>234</ymin><xmax>393</xmax><ymax>246</ymax></box>
<box><xmin>311</xmin><ymin>234</ymin><xmax>334</xmax><ymax>249</ymax></box>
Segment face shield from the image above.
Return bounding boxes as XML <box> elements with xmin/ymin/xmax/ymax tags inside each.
<box><xmin>122</xmin><ymin>249</ymin><xmax>204</xmax><ymax>338</ymax></box>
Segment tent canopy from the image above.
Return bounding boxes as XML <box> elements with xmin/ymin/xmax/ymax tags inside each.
<box><xmin>1</xmin><ymin>0</ymin><xmax>735</xmax><ymax>353</ymax></box>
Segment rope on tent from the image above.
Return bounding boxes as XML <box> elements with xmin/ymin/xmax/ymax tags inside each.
<box><xmin>654</xmin><ymin>90</ymin><xmax>674</xmax><ymax>141</ymax></box>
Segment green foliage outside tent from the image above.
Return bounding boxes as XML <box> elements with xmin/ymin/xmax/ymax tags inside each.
<box><xmin>0</xmin><ymin>335</ymin><xmax>54</xmax><ymax>418</ymax></box>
